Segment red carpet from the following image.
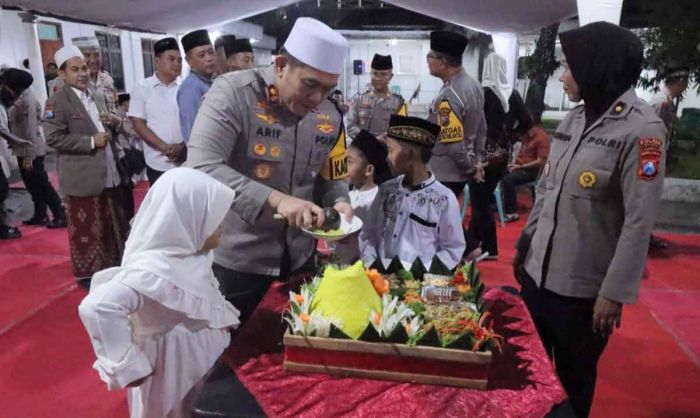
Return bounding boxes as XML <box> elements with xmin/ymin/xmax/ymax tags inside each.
<box><xmin>0</xmin><ymin>188</ymin><xmax>698</xmax><ymax>417</ymax></box>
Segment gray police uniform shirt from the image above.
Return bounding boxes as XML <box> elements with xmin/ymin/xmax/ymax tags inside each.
<box><xmin>427</xmin><ymin>68</ymin><xmax>486</xmax><ymax>183</ymax></box>
<box><xmin>516</xmin><ymin>88</ymin><xmax>667</xmax><ymax>304</ymax></box>
<box><xmin>346</xmin><ymin>90</ymin><xmax>406</xmax><ymax>139</ymax></box>
<box><xmin>9</xmin><ymin>89</ymin><xmax>46</xmax><ymax>159</ymax></box>
<box><xmin>186</xmin><ymin>65</ymin><xmax>350</xmax><ymax>276</ymax></box>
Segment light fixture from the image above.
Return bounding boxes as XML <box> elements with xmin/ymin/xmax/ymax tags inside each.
<box><xmin>209</xmin><ymin>30</ymin><xmax>221</xmax><ymax>42</ymax></box>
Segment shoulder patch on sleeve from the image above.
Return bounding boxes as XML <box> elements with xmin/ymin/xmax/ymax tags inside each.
<box><xmin>320</xmin><ymin>129</ymin><xmax>348</xmax><ymax>181</ymax></box>
<box><xmin>44</xmin><ymin>100</ymin><xmax>56</xmax><ymax>120</ymax></box>
<box><xmin>437</xmin><ymin>99</ymin><xmax>463</xmax><ymax>144</ymax></box>
<box><xmin>637</xmin><ymin>137</ymin><xmax>663</xmax><ymax>181</ymax></box>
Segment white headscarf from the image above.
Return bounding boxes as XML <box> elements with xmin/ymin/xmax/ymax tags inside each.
<box><xmin>91</xmin><ymin>167</ymin><xmax>239</xmax><ymax>327</ymax></box>
<box><xmin>482</xmin><ymin>52</ymin><xmax>513</xmax><ymax>113</ymax></box>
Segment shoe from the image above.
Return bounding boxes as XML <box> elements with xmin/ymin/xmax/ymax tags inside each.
<box><xmin>483</xmin><ymin>254</ymin><xmax>499</xmax><ymax>261</ymax></box>
<box><xmin>649</xmin><ymin>236</ymin><xmax>668</xmax><ymax>249</ymax></box>
<box><xmin>0</xmin><ymin>225</ymin><xmax>22</xmax><ymax>239</ymax></box>
<box><xmin>76</xmin><ymin>277</ymin><xmax>92</xmax><ymax>289</ymax></box>
<box><xmin>47</xmin><ymin>217</ymin><xmax>67</xmax><ymax>229</ymax></box>
<box><xmin>23</xmin><ymin>216</ymin><xmax>48</xmax><ymax>226</ymax></box>
<box><xmin>504</xmin><ymin>214</ymin><xmax>520</xmax><ymax>223</ymax></box>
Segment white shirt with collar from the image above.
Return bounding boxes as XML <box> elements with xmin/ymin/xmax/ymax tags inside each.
<box><xmin>128</xmin><ymin>73</ymin><xmax>183</xmax><ymax>172</ymax></box>
<box><xmin>359</xmin><ymin>172</ymin><xmax>466</xmax><ymax>270</ymax></box>
<box><xmin>71</xmin><ymin>87</ymin><xmax>121</xmax><ymax>188</ymax></box>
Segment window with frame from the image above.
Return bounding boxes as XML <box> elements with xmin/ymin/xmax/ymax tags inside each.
<box><xmin>95</xmin><ymin>32</ymin><xmax>125</xmax><ymax>91</ymax></box>
<box><xmin>141</xmin><ymin>39</ymin><xmax>157</xmax><ymax>78</ymax></box>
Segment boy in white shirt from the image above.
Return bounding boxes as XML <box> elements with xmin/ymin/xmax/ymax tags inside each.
<box><xmin>360</xmin><ymin>115</ymin><xmax>465</xmax><ymax>270</ymax></box>
<box><xmin>347</xmin><ymin>129</ymin><xmax>391</xmax><ymax>220</ymax></box>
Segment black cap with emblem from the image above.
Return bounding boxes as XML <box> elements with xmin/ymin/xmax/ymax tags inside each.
<box><xmin>371</xmin><ymin>54</ymin><xmax>393</xmax><ymax>71</ymax></box>
<box><xmin>181</xmin><ymin>29</ymin><xmax>212</xmax><ymax>53</ymax></box>
<box><xmin>430</xmin><ymin>31</ymin><xmax>468</xmax><ymax>57</ymax></box>
<box><xmin>387</xmin><ymin>114</ymin><xmax>441</xmax><ymax>148</ymax></box>
<box><xmin>225</xmin><ymin>39</ymin><xmax>253</xmax><ymax>58</ymax></box>
<box><xmin>154</xmin><ymin>37</ymin><xmax>179</xmax><ymax>55</ymax></box>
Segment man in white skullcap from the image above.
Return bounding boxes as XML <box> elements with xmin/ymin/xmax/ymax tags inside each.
<box><xmin>43</xmin><ymin>45</ymin><xmax>128</xmax><ymax>286</ymax></box>
<box><xmin>48</xmin><ymin>36</ymin><xmax>116</xmax><ymax>101</ymax></box>
<box><xmin>186</xmin><ymin>17</ymin><xmax>352</xmax><ymax>323</ymax></box>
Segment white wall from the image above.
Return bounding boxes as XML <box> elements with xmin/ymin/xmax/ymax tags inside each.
<box><xmin>1</xmin><ymin>9</ymin><xmax>171</xmax><ymax>98</ymax></box>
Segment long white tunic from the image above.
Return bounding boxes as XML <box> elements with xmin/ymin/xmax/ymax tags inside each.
<box><xmin>79</xmin><ymin>275</ymin><xmax>233</xmax><ymax>418</ymax></box>
<box><xmin>359</xmin><ymin>173</ymin><xmax>465</xmax><ymax>270</ymax></box>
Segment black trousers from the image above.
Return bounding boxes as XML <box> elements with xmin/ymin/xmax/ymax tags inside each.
<box><xmin>17</xmin><ymin>156</ymin><xmax>64</xmax><ymax>220</ymax></box>
<box><xmin>146</xmin><ymin>165</ymin><xmax>165</xmax><ymax>186</ymax></box>
<box><xmin>519</xmin><ymin>269</ymin><xmax>608</xmax><ymax>418</ymax></box>
<box><xmin>213</xmin><ymin>254</ymin><xmax>316</xmax><ymax>326</ymax></box>
<box><xmin>121</xmin><ymin>182</ymin><xmax>135</xmax><ymax>221</ymax></box>
<box><xmin>0</xmin><ymin>165</ymin><xmax>8</xmax><ymax>226</ymax></box>
<box><xmin>467</xmin><ymin>166</ymin><xmax>504</xmax><ymax>255</ymax></box>
<box><xmin>502</xmin><ymin>167</ymin><xmax>539</xmax><ymax>213</ymax></box>
<box><xmin>443</xmin><ymin>180</ymin><xmax>482</xmax><ymax>256</ymax></box>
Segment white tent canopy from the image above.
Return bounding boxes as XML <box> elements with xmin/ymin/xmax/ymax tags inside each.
<box><xmin>1</xmin><ymin>0</ymin><xmax>579</xmax><ymax>34</ymax></box>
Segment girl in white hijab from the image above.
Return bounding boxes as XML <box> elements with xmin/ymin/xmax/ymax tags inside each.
<box><xmin>79</xmin><ymin>167</ymin><xmax>240</xmax><ymax>418</ymax></box>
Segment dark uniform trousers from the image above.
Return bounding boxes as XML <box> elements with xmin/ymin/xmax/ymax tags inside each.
<box><xmin>146</xmin><ymin>165</ymin><xmax>165</xmax><ymax>186</ymax></box>
<box><xmin>467</xmin><ymin>164</ymin><xmax>505</xmax><ymax>256</ymax></box>
<box><xmin>0</xmin><ymin>165</ymin><xmax>8</xmax><ymax>226</ymax></box>
<box><xmin>17</xmin><ymin>155</ymin><xmax>64</xmax><ymax>220</ymax></box>
<box><xmin>213</xmin><ymin>253</ymin><xmax>316</xmax><ymax>326</ymax></box>
<box><xmin>519</xmin><ymin>268</ymin><xmax>608</xmax><ymax>418</ymax></box>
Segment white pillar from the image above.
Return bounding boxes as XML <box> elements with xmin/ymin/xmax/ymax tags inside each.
<box><xmin>23</xmin><ymin>21</ymin><xmax>48</xmax><ymax>108</ymax></box>
<box><xmin>576</xmin><ymin>0</ymin><xmax>624</xmax><ymax>26</ymax></box>
<box><xmin>491</xmin><ymin>32</ymin><xmax>518</xmax><ymax>87</ymax></box>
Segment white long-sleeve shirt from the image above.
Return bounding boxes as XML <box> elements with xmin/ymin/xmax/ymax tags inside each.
<box><xmin>359</xmin><ymin>173</ymin><xmax>466</xmax><ymax>270</ymax></box>
<box><xmin>79</xmin><ymin>279</ymin><xmax>232</xmax><ymax>418</ymax></box>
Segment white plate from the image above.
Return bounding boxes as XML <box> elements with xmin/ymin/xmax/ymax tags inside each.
<box><xmin>302</xmin><ymin>215</ymin><xmax>363</xmax><ymax>242</ymax></box>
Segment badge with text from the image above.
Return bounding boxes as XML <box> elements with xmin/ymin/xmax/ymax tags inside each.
<box><xmin>578</xmin><ymin>171</ymin><xmax>596</xmax><ymax>188</ymax></box>
<box><xmin>637</xmin><ymin>137</ymin><xmax>662</xmax><ymax>181</ymax></box>
<box><xmin>437</xmin><ymin>100</ymin><xmax>463</xmax><ymax>144</ymax></box>
<box><xmin>254</xmin><ymin>163</ymin><xmax>272</xmax><ymax>180</ymax></box>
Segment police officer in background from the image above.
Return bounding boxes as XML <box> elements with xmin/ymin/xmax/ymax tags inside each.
<box><xmin>513</xmin><ymin>22</ymin><xmax>666</xmax><ymax>418</ymax></box>
<box><xmin>214</xmin><ymin>34</ymin><xmax>237</xmax><ymax>76</ymax></box>
<box><xmin>187</xmin><ymin>17</ymin><xmax>352</xmax><ymax>323</ymax></box>
<box><xmin>346</xmin><ymin>54</ymin><xmax>407</xmax><ymax>140</ymax></box>
<box><xmin>647</xmin><ymin>61</ymin><xmax>690</xmax><ymax>249</ymax></box>
<box><xmin>426</xmin><ymin>30</ymin><xmax>486</xmax><ymax>260</ymax></box>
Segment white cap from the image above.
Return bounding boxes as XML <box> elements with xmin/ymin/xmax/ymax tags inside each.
<box><xmin>283</xmin><ymin>17</ymin><xmax>348</xmax><ymax>75</ymax></box>
<box><xmin>72</xmin><ymin>36</ymin><xmax>100</xmax><ymax>49</ymax></box>
<box><xmin>54</xmin><ymin>45</ymin><xmax>84</xmax><ymax>68</ymax></box>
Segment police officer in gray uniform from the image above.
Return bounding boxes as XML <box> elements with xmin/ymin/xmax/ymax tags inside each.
<box><xmin>426</xmin><ymin>30</ymin><xmax>486</xmax><ymax>198</ymax></box>
<box><xmin>187</xmin><ymin>17</ymin><xmax>353</xmax><ymax>323</ymax></box>
<box><xmin>346</xmin><ymin>54</ymin><xmax>407</xmax><ymax>139</ymax></box>
<box><xmin>513</xmin><ymin>22</ymin><xmax>667</xmax><ymax>418</ymax></box>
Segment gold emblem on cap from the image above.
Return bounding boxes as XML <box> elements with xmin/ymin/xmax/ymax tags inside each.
<box><xmin>253</xmin><ymin>143</ymin><xmax>267</xmax><ymax>156</ymax></box>
<box><xmin>578</xmin><ymin>171</ymin><xmax>596</xmax><ymax>188</ymax></box>
<box><xmin>270</xmin><ymin>145</ymin><xmax>281</xmax><ymax>159</ymax></box>
<box><xmin>254</xmin><ymin>163</ymin><xmax>272</xmax><ymax>180</ymax></box>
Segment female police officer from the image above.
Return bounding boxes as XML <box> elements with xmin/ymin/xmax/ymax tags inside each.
<box><xmin>513</xmin><ymin>22</ymin><xmax>666</xmax><ymax>417</ymax></box>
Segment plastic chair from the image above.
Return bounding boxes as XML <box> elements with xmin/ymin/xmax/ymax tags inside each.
<box><xmin>459</xmin><ymin>183</ymin><xmax>506</xmax><ymax>228</ymax></box>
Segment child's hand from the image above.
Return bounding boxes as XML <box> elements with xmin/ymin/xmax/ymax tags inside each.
<box><xmin>333</xmin><ymin>201</ymin><xmax>354</xmax><ymax>221</ymax></box>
